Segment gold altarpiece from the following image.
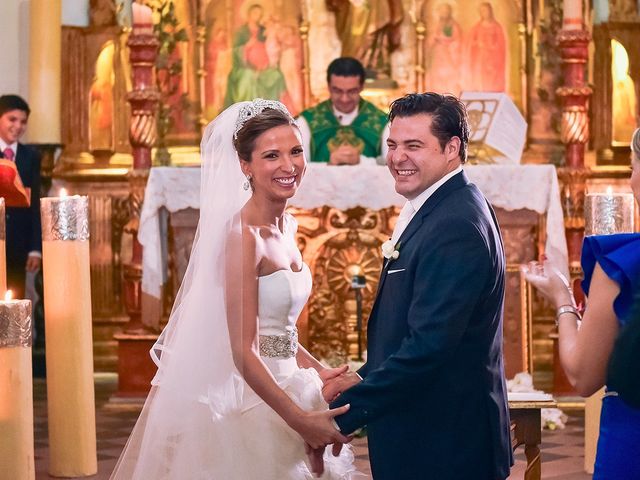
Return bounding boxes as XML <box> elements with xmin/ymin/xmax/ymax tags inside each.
<box><xmin>52</xmin><ymin>0</ymin><xmax>635</xmax><ymax>393</ymax></box>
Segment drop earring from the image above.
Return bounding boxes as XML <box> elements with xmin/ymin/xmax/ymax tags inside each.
<box><xmin>243</xmin><ymin>175</ymin><xmax>252</xmax><ymax>191</ymax></box>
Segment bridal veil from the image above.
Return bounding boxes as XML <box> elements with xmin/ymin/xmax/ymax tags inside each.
<box><xmin>110</xmin><ymin>102</ymin><xmax>253</xmax><ymax>479</ymax></box>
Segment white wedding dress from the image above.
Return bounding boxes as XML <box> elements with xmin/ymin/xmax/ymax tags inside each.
<box><xmin>214</xmin><ymin>263</ymin><xmax>359</xmax><ymax>479</ymax></box>
<box><xmin>111</xmin><ymin>102</ymin><xmax>360</xmax><ymax>480</ymax></box>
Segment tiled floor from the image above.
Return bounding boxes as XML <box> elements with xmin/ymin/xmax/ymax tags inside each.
<box><xmin>32</xmin><ymin>374</ymin><xmax>591</xmax><ymax>479</ymax></box>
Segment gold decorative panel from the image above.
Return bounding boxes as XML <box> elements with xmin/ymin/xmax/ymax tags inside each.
<box><xmin>165</xmin><ymin>205</ymin><xmax>546</xmax><ymax>380</ymax></box>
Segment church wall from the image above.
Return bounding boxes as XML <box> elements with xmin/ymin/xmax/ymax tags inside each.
<box><xmin>0</xmin><ymin>0</ymin><xmax>89</xmax><ymax>143</ymax></box>
<box><xmin>0</xmin><ymin>1</ymin><xmax>30</xmax><ymax>105</ymax></box>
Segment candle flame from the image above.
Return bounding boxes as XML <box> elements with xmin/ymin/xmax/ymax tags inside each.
<box><xmin>4</xmin><ymin>290</ymin><xmax>12</xmax><ymax>301</ymax></box>
<box><xmin>60</xmin><ymin>188</ymin><xmax>68</xmax><ymax>198</ymax></box>
<box><xmin>606</xmin><ymin>186</ymin><xmax>613</xmax><ymax>195</ymax></box>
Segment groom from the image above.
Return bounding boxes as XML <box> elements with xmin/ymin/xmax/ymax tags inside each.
<box><xmin>324</xmin><ymin>93</ymin><xmax>513</xmax><ymax>479</ymax></box>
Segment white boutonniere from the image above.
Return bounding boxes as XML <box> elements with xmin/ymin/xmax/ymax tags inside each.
<box><xmin>381</xmin><ymin>239</ymin><xmax>401</xmax><ymax>261</ymax></box>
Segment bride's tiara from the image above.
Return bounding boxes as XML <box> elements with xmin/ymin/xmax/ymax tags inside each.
<box><xmin>233</xmin><ymin>99</ymin><xmax>291</xmax><ymax>140</ymax></box>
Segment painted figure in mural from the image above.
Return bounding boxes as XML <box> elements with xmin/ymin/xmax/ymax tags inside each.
<box><xmin>325</xmin><ymin>0</ymin><xmax>404</xmax><ymax>79</ymax></box>
<box><xmin>205</xmin><ymin>26</ymin><xmax>232</xmax><ymax>118</ymax></box>
<box><xmin>224</xmin><ymin>4</ymin><xmax>288</xmax><ymax>109</ymax></box>
<box><xmin>297</xmin><ymin>57</ymin><xmax>388</xmax><ymax>164</ymax></box>
<box><xmin>466</xmin><ymin>2</ymin><xmax>507</xmax><ymax>92</ymax></box>
<box><xmin>425</xmin><ymin>3</ymin><xmax>462</xmax><ymax>95</ymax></box>
<box><xmin>278</xmin><ymin>25</ymin><xmax>304</xmax><ymax>114</ymax></box>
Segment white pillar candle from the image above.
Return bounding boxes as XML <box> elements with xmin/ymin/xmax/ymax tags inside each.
<box><xmin>41</xmin><ymin>192</ymin><xmax>97</xmax><ymax>477</ymax></box>
<box><xmin>584</xmin><ymin>190</ymin><xmax>635</xmax><ymax>235</ymax></box>
<box><xmin>132</xmin><ymin>1</ymin><xmax>153</xmax><ymax>34</ymax></box>
<box><xmin>0</xmin><ymin>293</ymin><xmax>34</xmax><ymax>480</ymax></box>
<box><xmin>563</xmin><ymin>0</ymin><xmax>583</xmax><ymax>30</ymax></box>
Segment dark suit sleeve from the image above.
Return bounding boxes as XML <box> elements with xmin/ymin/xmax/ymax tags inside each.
<box><xmin>28</xmin><ymin>150</ymin><xmax>42</xmax><ymax>253</ymax></box>
<box><xmin>331</xmin><ymin>218</ymin><xmax>492</xmax><ymax>434</ymax></box>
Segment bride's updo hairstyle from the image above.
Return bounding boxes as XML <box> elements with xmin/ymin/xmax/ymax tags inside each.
<box><xmin>233</xmin><ymin>108</ymin><xmax>297</xmax><ymax>162</ymax></box>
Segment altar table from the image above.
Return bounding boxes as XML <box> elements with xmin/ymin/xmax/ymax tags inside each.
<box><xmin>139</xmin><ymin>164</ymin><xmax>568</xmax><ymax>300</ymax></box>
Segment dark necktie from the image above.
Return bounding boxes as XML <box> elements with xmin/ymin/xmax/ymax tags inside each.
<box><xmin>2</xmin><ymin>148</ymin><xmax>15</xmax><ymax>161</ymax></box>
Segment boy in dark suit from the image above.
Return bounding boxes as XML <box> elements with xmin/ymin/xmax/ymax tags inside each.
<box><xmin>0</xmin><ymin>95</ymin><xmax>42</xmax><ymax>299</ymax></box>
<box><xmin>322</xmin><ymin>93</ymin><xmax>512</xmax><ymax>479</ymax></box>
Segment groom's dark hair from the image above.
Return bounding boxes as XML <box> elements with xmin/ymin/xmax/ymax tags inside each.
<box><xmin>388</xmin><ymin>93</ymin><xmax>469</xmax><ymax>163</ymax></box>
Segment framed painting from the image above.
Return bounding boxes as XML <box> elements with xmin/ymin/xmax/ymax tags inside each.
<box><xmin>420</xmin><ymin>0</ymin><xmax>526</xmax><ymax>109</ymax></box>
<box><xmin>202</xmin><ymin>0</ymin><xmax>306</xmax><ymax>120</ymax></box>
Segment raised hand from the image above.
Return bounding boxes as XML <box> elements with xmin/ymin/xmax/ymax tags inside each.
<box><xmin>291</xmin><ymin>404</ymin><xmax>352</xmax><ymax>449</ymax></box>
<box><xmin>322</xmin><ymin>371</ymin><xmax>362</xmax><ymax>403</ymax></box>
<box><xmin>521</xmin><ymin>260</ymin><xmax>574</xmax><ymax>308</ymax></box>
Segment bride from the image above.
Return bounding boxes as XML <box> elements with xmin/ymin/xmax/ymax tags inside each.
<box><xmin>110</xmin><ymin>100</ymin><xmax>360</xmax><ymax>479</ymax></box>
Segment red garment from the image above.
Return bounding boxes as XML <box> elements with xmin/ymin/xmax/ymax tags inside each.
<box><xmin>466</xmin><ymin>20</ymin><xmax>507</xmax><ymax>92</ymax></box>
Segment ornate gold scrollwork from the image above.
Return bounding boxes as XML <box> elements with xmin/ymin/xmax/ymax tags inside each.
<box><xmin>291</xmin><ymin>206</ymin><xmax>397</xmax><ymax>363</ymax></box>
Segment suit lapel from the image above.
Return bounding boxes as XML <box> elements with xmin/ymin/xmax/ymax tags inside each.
<box><xmin>370</xmin><ymin>171</ymin><xmax>470</xmax><ymax>316</ymax></box>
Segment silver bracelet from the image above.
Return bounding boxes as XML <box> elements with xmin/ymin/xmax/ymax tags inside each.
<box><xmin>556</xmin><ymin>304</ymin><xmax>582</xmax><ymax>327</ymax></box>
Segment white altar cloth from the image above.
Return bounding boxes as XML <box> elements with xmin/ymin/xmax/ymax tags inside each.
<box><xmin>139</xmin><ymin>164</ymin><xmax>568</xmax><ymax>299</ymax></box>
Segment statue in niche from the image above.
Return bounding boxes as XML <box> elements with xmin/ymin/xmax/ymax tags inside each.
<box><xmin>90</xmin><ymin>0</ymin><xmax>118</xmax><ymax>27</ymax></box>
<box><xmin>89</xmin><ymin>42</ymin><xmax>115</xmax><ymax>152</ymax></box>
<box><xmin>325</xmin><ymin>0</ymin><xmax>404</xmax><ymax>83</ymax></box>
<box><xmin>465</xmin><ymin>2</ymin><xmax>507</xmax><ymax>92</ymax></box>
<box><xmin>611</xmin><ymin>39</ymin><xmax>637</xmax><ymax>144</ymax></box>
<box><xmin>425</xmin><ymin>2</ymin><xmax>462</xmax><ymax>95</ymax></box>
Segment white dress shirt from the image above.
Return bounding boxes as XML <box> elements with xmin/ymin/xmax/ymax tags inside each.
<box><xmin>0</xmin><ymin>139</ymin><xmax>18</xmax><ymax>159</ymax></box>
<box><xmin>393</xmin><ymin>165</ymin><xmax>463</xmax><ymax>241</ymax></box>
<box><xmin>297</xmin><ymin>104</ymin><xmax>389</xmax><ymax>165</ymax></box>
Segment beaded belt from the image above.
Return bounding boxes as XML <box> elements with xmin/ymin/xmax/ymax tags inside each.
<box><xmin>259</xmin><ymin>327</ymin><xmax>298</xmax><ymax>358</ymax></box>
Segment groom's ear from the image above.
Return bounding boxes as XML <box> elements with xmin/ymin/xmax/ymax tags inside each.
<box><xmin>445</xmin><ymin>136</ymin><xmax>461</xmax><ymax>162</ymax></box>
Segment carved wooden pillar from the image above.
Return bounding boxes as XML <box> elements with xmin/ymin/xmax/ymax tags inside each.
<box><xmin>114</xmin><ymin>25</ymin><xmax>161</xmax><ymax>397</ymax></box>
<box><xmin>554</xmin><ymin>22</ymin><xmax>591</xmax><ymax>394</ymax></box>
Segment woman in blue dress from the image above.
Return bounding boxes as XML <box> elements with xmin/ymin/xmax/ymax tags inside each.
<box><xmin>524</xmin><ymin>127</ymin><xmax>640</xmax><ymax>479</ymax></box>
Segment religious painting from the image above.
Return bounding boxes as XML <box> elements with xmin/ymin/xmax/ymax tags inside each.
<box><xmin>422</xmin><ymin>1</ymin><xmax>521</xmax><ymax>101</ymax></box>
<box><xmin>155</xmin><ymin>0</ymin><xmax>199</xmax><ymax>143</ymax></box>
<box><xmin>89</xmin><ymin>41</ymin><xmax>116</xmax><ymax>152</ymax></box>
<box><xmin>202</xmin><ymin>0</ymin><xmax>305</xmax><ymax>119</ymax></box>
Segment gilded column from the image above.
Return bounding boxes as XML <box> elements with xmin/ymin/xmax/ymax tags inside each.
<box><xmin>114</xmin><ymin>2</ymin><xmax>161</xmax><ymax>397</ymax></box>
<box><xmin>554</xmin><ymin>1</ymin><xmax>591</xmax><ymax>395</ymax></box>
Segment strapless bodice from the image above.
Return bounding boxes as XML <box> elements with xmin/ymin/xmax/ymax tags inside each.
<box><xmin>257</xmin><ymin>264</ymin><xmax>311</xmax><ymax>358</ymax></box>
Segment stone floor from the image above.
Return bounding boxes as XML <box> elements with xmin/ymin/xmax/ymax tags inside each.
<box><xmin>32</xmin><ymin>374</ymin><xmax>592</xmax><ymax>479</ymax></box>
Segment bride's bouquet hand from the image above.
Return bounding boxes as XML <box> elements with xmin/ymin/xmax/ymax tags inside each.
<box><xmin>292</xmin><ymin>404</ymin><xmax>352</xmax><ymax>449</ymax></box>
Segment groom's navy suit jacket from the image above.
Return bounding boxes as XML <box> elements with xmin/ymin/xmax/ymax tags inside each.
<box><xmin>332</xmin><ymin>171</ymin><xmax>512</xmax><ymax>480</ymax></box>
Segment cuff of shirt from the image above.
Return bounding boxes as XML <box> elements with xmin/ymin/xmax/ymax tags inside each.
<box><xmin>28</xmin><ymin>251</ymin><xmax>42</xmax><ymax>259</ymax></box>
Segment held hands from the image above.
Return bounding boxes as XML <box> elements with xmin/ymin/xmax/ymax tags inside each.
<box><xmin>292</xmin><ymin>404</ymin><xmax>352</xmax><ymax>449</ymax></box>
<box><xmin>301</xmin><ymin>365</ymin><xmax>358</xmax><ymax>476</ymax></box>
<box><xmin>521</xmin><ymin>260</ymin><xmax>575</xmax><ymax>309</ymax></box>
<box><xmin>329</xmin><ymin>145</ymin><xmax>360</xmax><ymax>165</ymax></box>
<box><xmin>322</xmin><ymin>371</ymin><xmax>362</xmax><ymax>403</ymax></box>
